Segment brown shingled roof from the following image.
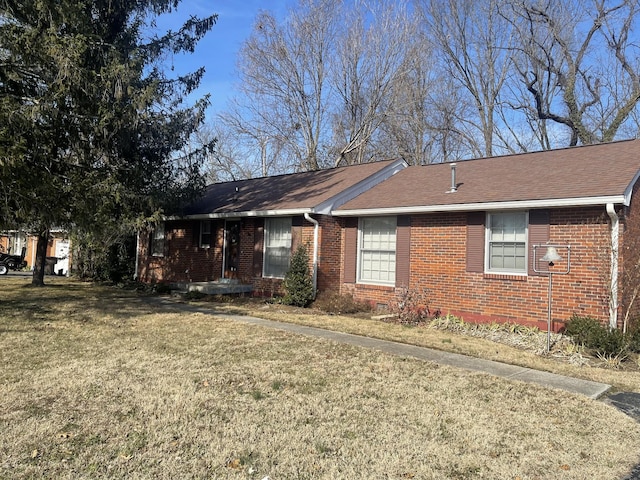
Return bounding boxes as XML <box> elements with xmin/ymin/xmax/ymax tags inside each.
<box><xmin>336</xmin><ymin>139</ymin><xmax>640</xmax><ymax>213</ymax></box>
<box><xmin>181</xmin><ymin>159</ymin><xmax>404</xmax><ymax>217</ymax></box>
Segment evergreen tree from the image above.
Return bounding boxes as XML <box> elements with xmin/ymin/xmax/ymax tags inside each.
<box><xmin>0</xmin><ymin>0</ymin><xmax>217</xmax><ymax>285</ymax></box>
<box><xmin>283</xmin><ymin>244</ymin><xmax>315</xmax><ymax>307</ymax></box>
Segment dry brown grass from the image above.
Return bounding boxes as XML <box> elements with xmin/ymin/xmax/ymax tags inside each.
<box><xmin>1</xmin><ymin>276</ymin><xmax>640</xmax><ymax>479</ymax></box>
<box><xmin>222</xmin><ymin>301</ymin><xmax>640</xmax><ymax>393</ymax></box>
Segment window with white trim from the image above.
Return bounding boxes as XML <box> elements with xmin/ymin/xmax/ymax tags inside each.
<box><xmin>263</xmin><ymin>217</ymin><xmax>292</xmax><ymax>278</ymax></box>
<box><xmin>486</xmin><ymin>212</ymin><xmax>527</xmax><ymax>273</ymax></box>
<box><xmin>358</xmin><ymin>216</ymin><xmax>396</xmax><ymax>285</ymax></box>
<box><xmin>200</xmin><ymin>220</ymin><xmax>212</xmax><ymax>248</ymax></box>
<box><xmin>151</xmin><ymin>222</ymin><xmax>165</xmax><ymax>257</ymax></box>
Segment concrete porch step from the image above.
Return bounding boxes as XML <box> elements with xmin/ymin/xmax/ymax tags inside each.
<box><xmin>170</xmin><ymin>281</ymin><xmax>253</xmax><ymax>295</ymax></box>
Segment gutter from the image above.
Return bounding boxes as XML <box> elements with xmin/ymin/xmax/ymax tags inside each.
<box><xmin>333</xmin><ymin>195</ymin><xmax>627</xmax><ymax>217</ymax></box>
<box><xmin>606</xmin><ymin>203</ymin><xmax>619</xmax><ymax>329</ymax></box>
<box><xmin>304</xmin><ymin>213</ymin><xmax>319</xmax><ymax>298</ymax></box>
<box><xmin>166</xmin><ymin>208</ymin><xmax>314</xmax><ymax>221</ymax></box>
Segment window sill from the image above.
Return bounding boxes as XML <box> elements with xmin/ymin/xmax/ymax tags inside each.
<box><xmin>355</xmin><ymin>283</ymin><xmax>395</xmax><ymax>291</ymax></box>
<box><xmin>483</xmin><ymin>272</ymin><xmax>527</xmax><ymax>281</ymax></box>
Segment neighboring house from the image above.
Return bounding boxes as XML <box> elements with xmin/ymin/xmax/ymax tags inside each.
<box><xmin>0</xmin><ymin>229</ymin><xmax>71</xmax><ymax>274</ymax></box>
<box><xmin>137</xmin><ymin>139</ymin><xmax>640</xmax><ymax>331</ymax></box>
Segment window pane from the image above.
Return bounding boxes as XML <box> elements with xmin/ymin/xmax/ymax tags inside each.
<box><xmin>264</xmin><ymin>218</ymin><xmax>292</xmax><ymax>278</ymax></box>
<box><xmin>488</xmin><ymin>212</ymin><xmax>526</xmax><ymax>273</ymax></box>
<box><xmin>201</xmin><ymin>221</ymin><xmax>212</xmax><ymax>248</ymax></box>
<box><xmin>359</xmin><ymin>217</ymin><xmax>396</xmax><ymax>284</ymax></box>
<box><xmin>152</xmin><ymin>222</ymin><xmax>165</xmax><ymax>257</ymax></box>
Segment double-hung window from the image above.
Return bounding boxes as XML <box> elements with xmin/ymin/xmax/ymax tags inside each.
<box><xmin>200</xmin><ymin>221</ymin><xmax>212</xmax><ymax>248</ymax></box>
<box><xmin>486</xmin><ymin>212</ymin><xmax>527</xmax><ymax>273</ymax></box>
<box><xmin>358</xmin><ymin>216</ymin><xmax>396</xmax><ymax>285</ymax></box>
<box><xmin>264</xmin><ymin>217</ymin><xmax>292</xmax><ymax>278</ymax></box>
<box><xmin>151</xmin><ymin>222</ymin><xmax>165</xmax><ymax>257</ymax></box>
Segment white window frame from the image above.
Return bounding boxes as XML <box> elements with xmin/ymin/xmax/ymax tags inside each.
<box><xmin>357</xmin><ymin>216</ymin><xmax>397</xmax><ymax>286</ymax></box>
<box><xmin>151</xmin><ymin>222</ymin><xmax>165</xmax><ymax>257</ymax></box>
<box><xmin>263</xmin><ymin>217</ymin><xmax>292</xmax><ymax>278</ymax></box>
<box><xmin>485</xmin><ymin>211</ymin><xmax>528</xmax><ymax>275</ymax></box>
<box><xmin>200</xmin><ymin>220</ymin><xmax>212</xmax><ymax>249</ymax></box>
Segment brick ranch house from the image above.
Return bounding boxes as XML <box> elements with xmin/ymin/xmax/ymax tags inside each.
<box><xmin>137</xmin><ymin>139</ymin><xmax>640</xmax><ymax>331</ymax></box>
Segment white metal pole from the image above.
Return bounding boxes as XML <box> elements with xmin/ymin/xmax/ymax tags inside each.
<box><xmin>547</xmin><ymin>272</ymin><xmax>552</xmax><ymax>353</ymax></box>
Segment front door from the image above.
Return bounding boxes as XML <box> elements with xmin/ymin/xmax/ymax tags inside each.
<box><xmin>223</xmin><ymin>220</ymin><xmax>240</xmax><ymax>279</ymax></box>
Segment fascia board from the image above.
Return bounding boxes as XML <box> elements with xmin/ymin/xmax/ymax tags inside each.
<box><xmin>332</xmin><ymin>195</ymin><xmax>626</xmax><ymax>216</ymax></box>
<box><xmin>623</xmin><ymin>170</ymin><xmax>640</xmax><ymax>206</ymax></box>
<box><xmin>165</xmin><ymin>208</ymin><xmax>313</xmax><ymax>221</ymax></box>
<box><xmin>314</xmin><ymin>159</ymin><xmax>408</xmax><ymax>215</ymax></box>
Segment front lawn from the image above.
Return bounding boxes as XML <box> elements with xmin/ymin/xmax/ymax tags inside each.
<box><xmin>1</xmin><ymin>276</ymin><xmax>639</xmax><ymax>479</ymax></box>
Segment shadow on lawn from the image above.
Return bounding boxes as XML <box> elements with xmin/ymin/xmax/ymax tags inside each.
<box><xmin>0</xmin><ymin>278</ymin><xmax>160</xmax><ymax>324</ymax></box>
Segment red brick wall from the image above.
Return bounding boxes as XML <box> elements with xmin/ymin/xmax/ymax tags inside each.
<box><xmin>620</xmin><ymin>182</ymin><xmax>640</xmax><ymax>327</ymax></box>
<box><xmin>137</xmin><ymin>217</ymin><xmax>327</xmax><ymax>298</ymax></box>
<box><xmin>340</xmin><ymin>207</ymin><xmax>615</xmax><ymax>330</ymax></box>
<box><xmin>316</xmin><ymin>216</ymin><xmax>343</xmax><ymax>294</ymax></box>
<box><xmin>137</xmin><ymin>220</ymin><xmax>224</xmax><ymax>284</ymax></box>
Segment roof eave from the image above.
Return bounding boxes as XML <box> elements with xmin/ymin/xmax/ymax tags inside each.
<box><xmin>313</xmin><ymin>158</ymin><xmax>408</xmax><ymax>214</ymax></box>
<box><xmin>332</xmin><ymin>195</ymin><xmax>627</xmax><ymax>216</ymax></box>
<box><xmin>165</xmin><ymin>208</ymin><xmax>314</xmax><ymax>221</ymax></box>
<box><xmin>623</xmin><ymin>169</ymin><xmax>640</xmax><ymax>206</ymax></box>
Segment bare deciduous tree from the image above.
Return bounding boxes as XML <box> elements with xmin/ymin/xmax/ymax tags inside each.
<box><xmin>418</xmin><ymin>0</ymin><xmax>516</xmax><ymax>157</ymax></box>
<box><xmin>216</xmin><ymin>99</ymin><xmax>290</xmax><ymax>178</ymax></box>
<box><xmin>237</xmin><ymin>0</ymin><xmax>338</xmax><ymax>171</ymax></box>
<box><xmin>330</xmin><ymin>0</ymin><xmax>413</xmax><ymax>166</ymax></box>
<box><xmin>215</xmin><ymin>0</ymin><xmax>640</xmax><ymax>175</ymax></box>
<box><xmin>506</xmin><ymin>0</ymin><xmax>640</xmax><ymax>146</ymax></box>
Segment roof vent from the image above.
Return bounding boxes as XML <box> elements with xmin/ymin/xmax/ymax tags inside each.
<box><xmin>447</xmin><ymin>163</ymin><xmax>457</xmax><ymax>193</ymax></box>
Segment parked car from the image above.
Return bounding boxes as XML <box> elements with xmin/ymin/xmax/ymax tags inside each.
<box><xmin>0</xmin><ymin>248</ymin><xmax>27</xmax><ymax>275</ymax></box>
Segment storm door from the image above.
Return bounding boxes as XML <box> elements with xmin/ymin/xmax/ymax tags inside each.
<box><xmin>223</xmin><ymin>220</ymin><xmax>241</xmax><ymax>279</ymax></box>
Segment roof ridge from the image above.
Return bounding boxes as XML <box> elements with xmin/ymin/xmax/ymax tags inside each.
<box><xmin>416</xmin><ymin>138</ymin><xmax>640</xmax><ymax>167</ymax></box>
<box><xmin>208</xmin><ymin>158</ymin><xmax>401</xmax><ymax>186</ymax></box>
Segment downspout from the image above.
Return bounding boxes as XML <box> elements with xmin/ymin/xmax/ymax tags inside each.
<box><xmin>134</xmin><ymin>231</ymin><xmax>140</xmax><ymax>280</ymax></box>
<box><xmin>30</xmin><ymin>237</ymin><xmax>37</xmax><ymax>270</ymax></box>
<box><xmin>606</xmin><ymin>203</ymin><xmax>619</xmax><ymax>329</ymax></box>
<box><xmin>304</xmin><ymin>213</ymin><xmax>319</xmax><ymax>298</ymax></box>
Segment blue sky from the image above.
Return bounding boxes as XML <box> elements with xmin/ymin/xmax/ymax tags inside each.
<box><xmin>154</xmin><ymin>1</ymin><xmax>290</xmax><ymax>118</ymax></box>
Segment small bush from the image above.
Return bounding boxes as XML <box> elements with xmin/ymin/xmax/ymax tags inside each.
<box><xmin>564</xmin><ymin>315</ymin><xmax>603</xmax><ymax>346</ymax></box>
<box><xmin>391</xmin><ymin>286</ymin><xmax>439</xmax><ymax>325</ymax></box>
<box><xmin>312</xmin><ymin>292</ymin><xmax>371</xmax><ymax>314</ymax></box>
<box><xmin>282</xmin><ymin>245</ymin><xmax>314</xmax><ymax>307</ymax></box>
<box><xmin>626</xmin><ymin>326</ymin><xmax>640</xmax><ymax>354</ymax></box>
<box><xmin>564</xmin><ymin>315</ymin><xmax>628</xmax><ymax>356</ymax></box>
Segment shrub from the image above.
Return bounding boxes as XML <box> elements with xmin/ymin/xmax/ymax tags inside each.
<box><xmin>564</xmin><ymin>315</ymin><xmax>628</xmax><ymax>356</ymax></box>
<box><xmin>564</xmin><ymin>315</ymin><xmax>604</xmax><ymax>347</ymax></box>
<box><xmin>627</xmin><ymin>326</ymin><xmax>640</xmax><ymax>354</ymax></box>
<box><xmin>312</xmin><ymin>292</ymin><xmax>371</xmax><ymax>314</ymax></box>
<box><xmin>391</xmin><ymin>286</ymin><xmax>439</xmax><ymax>325</ymax></box>
<box><xmin>282</xmin><ymin>244</ymin><xmax>314</xmax><ymax>307</ymax></box>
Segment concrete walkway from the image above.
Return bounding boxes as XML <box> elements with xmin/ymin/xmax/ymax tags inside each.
<box><xmin>146</xmin><ymin>296</ymin><xmax>611</xmax><ymax>399</ymax></box>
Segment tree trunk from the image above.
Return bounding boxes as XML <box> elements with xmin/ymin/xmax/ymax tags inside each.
<box><xmin>31</xmin><ymin>231</ymin><xmax>48</xmax><ymax>287</ymax></box>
